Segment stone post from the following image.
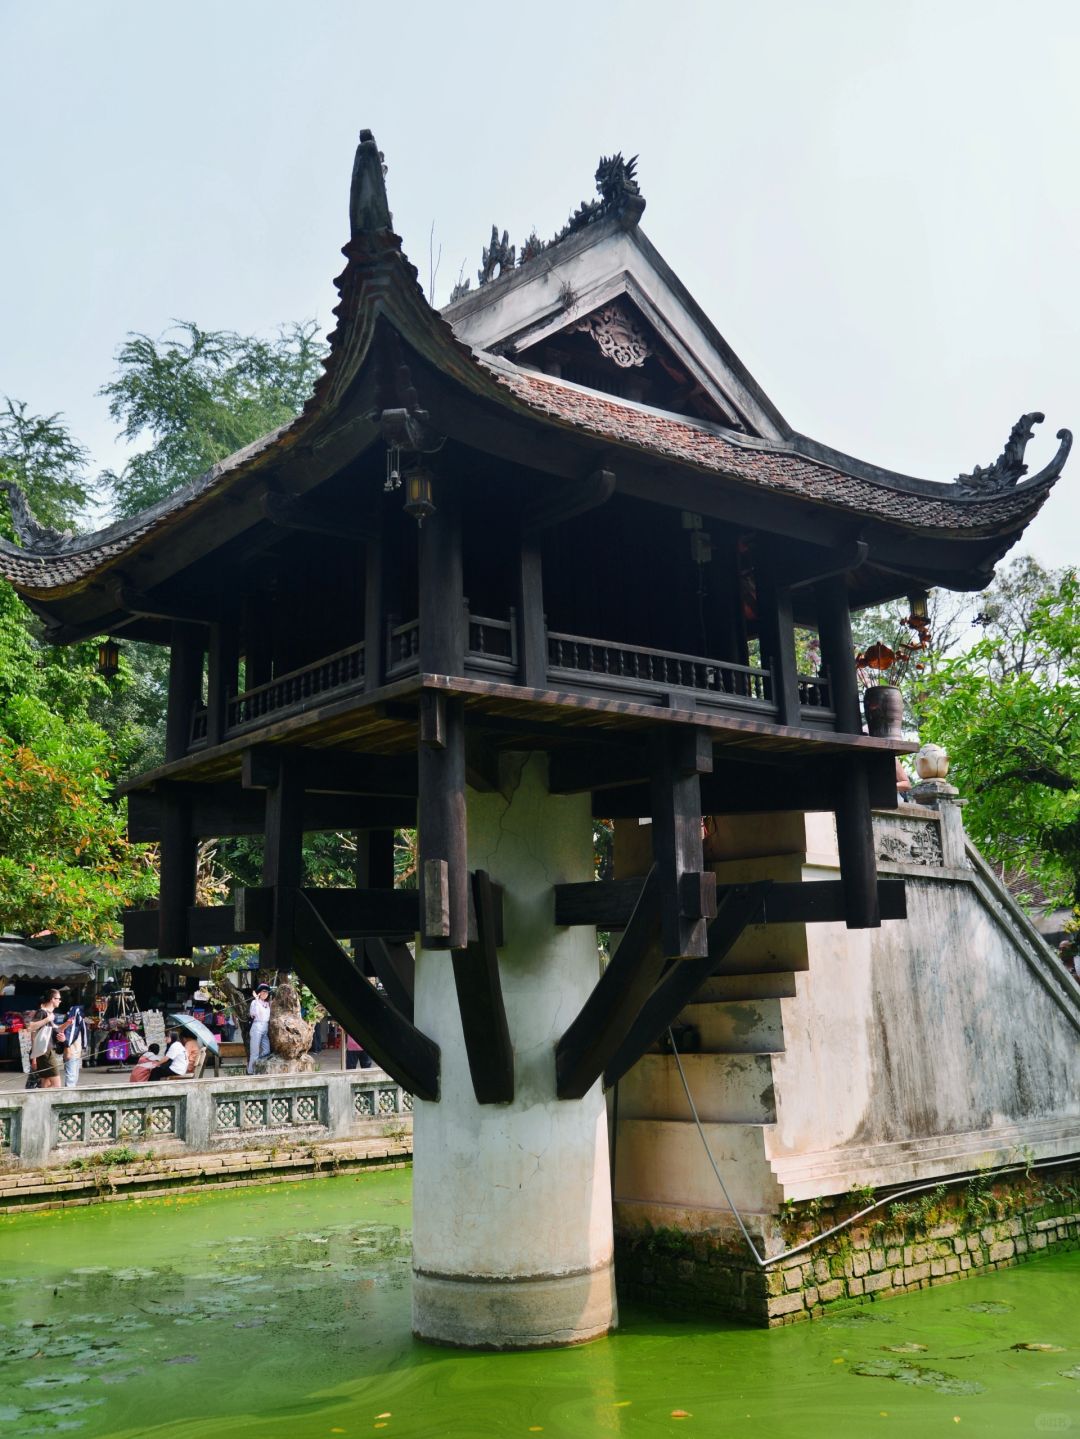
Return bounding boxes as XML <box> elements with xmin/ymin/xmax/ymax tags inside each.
<box><xmin>909</xmin><ymin>745</ymin><xmax>967</xmax><ymax>870</ymax></box>
<box><xmin>411</xmin><ymin>753</ymin><xmax>616</xmax><ymax>1348</ymax></box>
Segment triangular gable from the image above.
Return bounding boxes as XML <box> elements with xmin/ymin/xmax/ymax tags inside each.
<box><xmin>444</xmin><ymin>214</ymin><xmax>789</xmax><ymax>440</ymax></box>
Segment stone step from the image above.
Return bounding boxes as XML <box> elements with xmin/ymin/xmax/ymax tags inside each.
<box><xmin>614</xmin><ymin>1117</ymin><xmax>783</xmax><ymax>1214</ymax></box>
<box><xmin>617</xmin><ymin>1052</ymin><xmax>778</xmax><ymax>1124</ymax></box>
<box><xmin>679</xmin><ymin>997</ymin><xmax>785</xmax><ymax>1055</ymax></box>
<box><xmin>696</xmin><ymin>972</ymin><xmax>799</xmax><ymax>1003</ymax></box>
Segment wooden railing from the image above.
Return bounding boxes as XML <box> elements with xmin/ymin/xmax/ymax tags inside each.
<box><xmin>386</xmin><ymin>617</ymin><xmax>421</xmax><ymax>677</ymax></box>
<box><xmin>547</xmin><ymin>631</ymin><xmax>775</xmax><ymax>704</ymax></box>
<box><xmin>467</xmin><ymin>609</ymin><xmax>517</xmax><ymax>673</ymax></box>
<box><xmin>227</xmin><ymin>643</ymin><xmax>365</xmax><ymax>733</ymax></box>
<box><xmin>186</xmin><ymin>619</ymin><xmax>834</xmax><ymax>750</ymax></box>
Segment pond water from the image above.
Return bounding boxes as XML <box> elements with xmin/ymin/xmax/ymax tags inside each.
<box><xmin>1</xmin><ymin>1170</ymin><xmax>1077</xmax><ymax>1439</ymax></box>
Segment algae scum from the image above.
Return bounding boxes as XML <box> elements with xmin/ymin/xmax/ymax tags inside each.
<box><xmin>1</xmin><ymin>1173</ymin><xmax>1076</xmax><ymax>1439</ymax></box>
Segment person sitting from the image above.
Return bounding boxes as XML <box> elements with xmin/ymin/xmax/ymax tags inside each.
<box><xmin>148</xmin><ymin>1031</ymin><xmax>192</xmax><ymax>1081</ymax></box>
<box><xmin>130</xmin><ymin>1042</ymin><xmax>161</xmax><ymax>1082</ymax></box>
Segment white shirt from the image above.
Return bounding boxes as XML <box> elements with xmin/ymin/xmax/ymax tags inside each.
<box><xmin>249</xmin><ymin>997</ymin><xmax>270</xmax><ymax>1026</ymax></box>
<box><xmin>165</xmin><ymin>1040</ymin><xmax>189</xmax><ymax>1076</ymax></box>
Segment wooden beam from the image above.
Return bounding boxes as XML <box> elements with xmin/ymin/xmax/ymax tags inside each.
<box><xmin>206</xmin><ymin>620</ymin><xmax>239</xmax><ymax>748</ymax></box>
<box><xmin>522</xmin><ymin>467</ymin><xmax>616</xmax><ymax>534</ymax></box>
<box><xmin>157</xmin><ymin>787</ymin><xmax>196</xmax><ymax>959</ymax></box>
<box><xmin>260</xmin><ymin>489</ymin><xmax>371</xmax><ymax>542</ymax></box>
<box><xmin>555</xmin><ymin>866</ymin><xmax>665</xmax><ymax>1100</ymax></box>
<box><xmin>364</xmin><ymin>938</ymin><xmax>415</xmax><ymax>1020</ymax></box>
<box><xmin>418</xmin><ymin>474</ymin><xmax>464</xmax><ymax>677</ymax></box>
<box><xmin>786</xmin><ymin>539</ymin><xmax>869</xmax><ymax>591</ymax></box>
<box><xmin>125</xmin><ymin>905</ymin><xmax>262</xmax><ymax>949</ymax></box>
<box><xmin>516</xmin><ymin>527</ymin><xmax>547</xmax><ymax>688</ymax></box>
<box><xmin>756</xmin><ymin>558</ymin><xmax>800</xmax><ymax>726</ymax></box>
<box><xmin>603</xmin><ymin>881</ymin><xmax>773</xmax><ymax>1087</ymax></box>
<box><xmin>237</xmin><ymin>886</ymin><xmax>418</xmax><ymax>937</ymax></box>
<box><xmin>363</xmin><ymin>504</ymin><xmax>385</xmax><ymax>690</ymax></box>
<box><xmin>292</xmin><ymin>891</ymin><xmax>439</xmax><ymax>1100</ymax></box>
<box><xmin>262</xmin><ymin>758</ymin><xmax>305</xmax><ymax>971</ymax></box>
<box><xmin>451</xmin><ymin>870</ymin><xmax>514</xmax><ymax>1104</ymax></box>
<box><xmin>242</xmin><ymin>746</ymin><xmax>417</xmax><ymax>797</ymax></box>
<box><xmin>555</xmin><ymin>877</ymin><xmax>906</xmax><ymax>929</ymax></box>
<box><xmin>418</xmin><ymin>693</ymin><xmax>468</xmax><ymax>949</ymax></box>
<box><xmin>815</xmin><ymin>574</ymin><xmax>862</xmax><ymax>735</ymax></box>
<box><xmin>165</xmin><ymin>622</ymin><xmax>204</xmax><ymax>762</ymax></box>
<box><xmin>835</xmin><ymin>754</ymin><xmax>882</xmax><ymax>928</ymax></box>
<box><xmin>650</xmin><ymin>730</ymin><xmax>711</xmax><ymax>957</ymax></box>
<box><xmin>127</xmin><ymin>785</ymin><xmax>413</xmax><ymax>841</ymax></box>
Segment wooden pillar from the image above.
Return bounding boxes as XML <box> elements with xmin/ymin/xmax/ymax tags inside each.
<box><xmin>835</xmin><ymin>755</ymin><xmax>881</xmax><ymax>928</ymax></box>
<box><xmin>262</xmin><ymin>758</ymin><xmax>305</xmax><ymax>972</ymax></box>
<box><xmin>418</xmin><ymin>691</ymin><xmax>468</xmax><ymax>949</ymax></box>
<box><xmin>517</xmin><ymin>527</ymin><xmax>547</xmax><ymax>688</ymax></box>
<box><xmin>418</xmin><ymin>477</ymin><xmax>465</xmax><ymax>677</ymax></box>
<box><xmin>206</xmin><ymin>620</ymin><xmax>239</xmax><ymax>747</ymax></box>
<box><xmin>756</xmin><ymin>557</ymin><xmax>800</xmax><ymax>726</ymax></box>
<box><xmin>158</xmin><ymin>784</ymin><xmax>196</xmax><ymax>959</ymax></box>
<box><xmin>815</xmin><ymin>575</ymin><xmax>862</xmax><ymax>734</ymax></box>
<box><xmin>243</xmin><ymin>594</ymin><xmax>272</xmax><ymax>690</ymax></box>
<box><xmin>650</xmin><ymin>728</ymin><xmax>715</xmax><ymax>957</ymax></box>
<box><xmin>165</xmin><ymin>622</ymin><xmax>205</xmax><ymax>761</ymax></box>
<box><xmin>357</xmin><ymin>828</ymin><xmax>396</xmax><ymax>890</ymax></box>
<box><xmin>364</xmin><ymin>506</ymin><xmax>385</xmax><ymax>690</ymax></box>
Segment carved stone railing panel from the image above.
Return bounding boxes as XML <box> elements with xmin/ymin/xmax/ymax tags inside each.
<box><xmin>52</xmin><ymin>1098</ymin><xmax>184</xmax><ymax>1150</ymax></box>
<box><xmin>875</xmin><ymin>813</ymin><xmax>945</xmax><ymax>868</ymax></box>
<box><xmin>0</xmin><ymin>1109</ymin><xmax>17</xmax><ymax>1154</ymax></box>
<box><xmin>353</xmin><ymin>1079</ymin><xmax>411</xmax><ymax>1119</ymax></box>
<box><xmin>212</xmin><ymin>1088</ymin><xmax>327</xmax><ymax>1134</ymax></box>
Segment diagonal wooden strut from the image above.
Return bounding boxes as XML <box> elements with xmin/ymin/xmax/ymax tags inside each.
<box><xmin>451</xmin><ymin>870</ymin><xmax>514</xmax><ymax>1104</ymax></box>
<box><xmin>602</xmin><ymin>881</ymin><xmax>773</xmax><ymax>1088</ymax></box>
<box><xmin>364</xmin><ymin>938</ymin><xmax>415</xmax><ymax>1021</ymax></box>
<box><xmin>292</xmin><ymin>890</ymin><xmax>439</xmax><ymax>1101</ymax></box>
<box><xmin>555</xmin><ymin>865</ymin><xmax>665</xmax><ymax>1101</ymax></box>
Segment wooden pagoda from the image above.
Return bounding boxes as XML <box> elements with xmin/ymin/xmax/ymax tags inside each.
<box><xmin>2</xmin><ymin>132</ymin><xmax>1069</xmax><ymax>1347</ymax></box>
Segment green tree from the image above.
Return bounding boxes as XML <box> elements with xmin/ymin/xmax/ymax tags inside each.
<box><xmin>101</xmin><ymin>320</ymin><xmax>326</xmax><ymax>516</ymax></box>
<box><xmin>0</xmin><ymin>398</ymin><xmax>94</xmax><ymax>527</ymax></box>
<box><xmin>919</xmin><ymin>562</ymin><xmax>1080</xmax><ymax>907</ymax></box>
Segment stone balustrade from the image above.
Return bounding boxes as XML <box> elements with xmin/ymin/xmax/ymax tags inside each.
<box><xmin>0</xmin><ymin>1068</ymin><xmax>412</xmax><ymax>1170</ymax></box>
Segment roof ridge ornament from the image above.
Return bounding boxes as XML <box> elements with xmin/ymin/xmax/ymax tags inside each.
<box><xmin>0</xmin><ymin>478</ymin><xmax>75</xmax><ymax>553</ymax></box>
<box><xmin>954</xmin><ymin>412</ymin><xmax>1073</xmax><ymax>496</ymax></box>
<box><xmin>349</xmin><ymin>128</ymin><xmax>393</xmax><ymax>236</ymax></box>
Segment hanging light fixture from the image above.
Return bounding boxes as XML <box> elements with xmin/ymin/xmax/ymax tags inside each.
<box><xmin>96</xmin><ymin>637</ymin><xmax>120</xmax><ymax>681</ymax></box>
<box><xmin>907</xmin><ymin>592</ymin><xmax>929</xmax><ymax>622</ymax></box>
<box><xmin>403</xmin><ymin>465</ymin><xmax>436</xmax><ymax>526</ymax></box>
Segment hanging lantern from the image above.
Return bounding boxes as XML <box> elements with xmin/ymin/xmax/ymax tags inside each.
<box><xmin>907</xmin><ymin>592</ymin><xmax>929</xmax><ymax>622</ymax></box>
<box><xmin>96</xmin><ymin>637</ymin><xmax>120</xmax><ymax>680</ymax></box>
<box><xmin>403</xmin><ymin>466</ymin><xmax>436</xmax><ymax>525</ymax></box>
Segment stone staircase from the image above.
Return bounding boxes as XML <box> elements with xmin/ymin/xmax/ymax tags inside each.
<box><xmin>611</xmin><ymin>804</ymin><xmax>1080</xmax><ymax>1241</ymax></box>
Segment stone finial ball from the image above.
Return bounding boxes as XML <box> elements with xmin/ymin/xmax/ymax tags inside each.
<box><xmin>915</xmin><ymin>743</ymin><xmax>949</xmax><ymax>780</ymax></box>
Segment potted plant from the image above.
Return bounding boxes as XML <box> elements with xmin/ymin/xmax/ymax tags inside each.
<box><xmin>855</xmin><ymin>612</ymin><xmax>931</xmax><ymax>738</ymax></box>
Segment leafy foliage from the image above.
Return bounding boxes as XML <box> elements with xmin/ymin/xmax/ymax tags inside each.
<box><xmin>0</xmin><ymin>398</ymin><xmax>94</xmax><ymax>527</ymax></box>
<box><xmin>101</xmin><ymin>320</ymin><xmax>326</xmax><ymax>516</ymax></box>
<box><xmin>920</xmin><ymin>562</ymin><xmax>1080</xmax><ymax>905</ymax></box>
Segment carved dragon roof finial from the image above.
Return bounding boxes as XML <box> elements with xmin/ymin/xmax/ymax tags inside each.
<box><xmin>478</xmin><ymin>227</ymin><xmax>515</xmax><ymax>287</ymax></box>
<box><xmin>954</xmin><ymin>412</ymin><xmax>1073</xmax><ymax>496</ymax></box>
<box><xmin>0</xmin><ymin>478</ymin><xmax>75</xmax><ymax>553</ymax></box>
<box><xmin>349</xmin><ymin>128</ymin><xmax>392</xmax><ymax>236</ymax></box>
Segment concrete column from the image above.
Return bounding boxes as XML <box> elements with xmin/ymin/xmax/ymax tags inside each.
<box><xmin>411</xmin><ymin>752</ymin><xmax>616</xmax><ymax>1348</ymax></box>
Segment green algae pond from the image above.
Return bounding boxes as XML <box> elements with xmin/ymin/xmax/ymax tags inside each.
<box><xmin>1</xmin><ymin>1170</ymin><xmax>1077</xmax><ymax>1439</ymax></box>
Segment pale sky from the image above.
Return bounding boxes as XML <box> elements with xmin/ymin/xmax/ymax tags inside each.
<box><xmin>2</xmin><ymin>0</ymin><xmax>1078</xmax><ymax>568</ymax></box>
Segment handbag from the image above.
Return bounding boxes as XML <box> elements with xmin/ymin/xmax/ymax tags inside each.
<box><xmin>128</xmin><ymin>1032</ymin><xmax>148</xmax><ymax>1057</ymax></box>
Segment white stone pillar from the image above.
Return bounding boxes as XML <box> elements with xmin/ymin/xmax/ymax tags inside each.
<box><xmin>411</xmin><ymin>753</ymin><xmax>616</xmax><ymax>1348</ymax></box>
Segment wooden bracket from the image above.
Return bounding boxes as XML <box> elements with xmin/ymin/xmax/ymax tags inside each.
<box><xmin>292</xmin><ymin>891</ymin><xmax>439</xmax><ymax>1101</ymax></box>
<box><xmin>555</xmin><ymin>866</ymin><xmax>665</xmax><ymax>1100</ymax></box>
<box><xmin>451</xmin><ymin>870</ymin><xmax>514</xmax><ymax>1104</ymax></box>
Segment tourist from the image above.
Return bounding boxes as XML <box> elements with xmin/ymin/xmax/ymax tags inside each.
<box><xmin>57</xmin><ymin>1003</ymin><xmax>88</xmax><ymax>1088</ymax></box>
<box><xmin>247</xmin><ymin>983</ymin><xmax>271</xmax><ymax>1074</ymax></box>
<box><xmin>346</xmin><ymin>1032</ymin><xmax>373</xmax><ymax>1070</ymax></box>
<box><xmin>148</xmin><ymin>1030</ymin><xmax>192</xmax><ymax>1081</ymax></box>
<box><xmin>895</xmin><ymin>758</ymin><xmax>912</xmax><ymax>801</ymax></box>
<box><xmin>26</xmin><ymin>990</ymin><xmax>63</xmax><ymax>1089</ymax></box>
<box><xmin>130</xmin><ymin>1042</ymin><xmax>161</xmax><ymax>1082</ymax></box>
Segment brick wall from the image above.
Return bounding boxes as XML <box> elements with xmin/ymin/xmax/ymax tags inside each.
<box><xmin>616</xmin><ymin>1163</ymin><xmax>1080</xmax><ymax>1326</ymax></box>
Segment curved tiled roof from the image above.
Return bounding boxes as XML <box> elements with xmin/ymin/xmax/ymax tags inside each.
<box><xmin>0</xmin><ymin>131</ymin><xmax>1069</xmax><ymax>602</ymax></box>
